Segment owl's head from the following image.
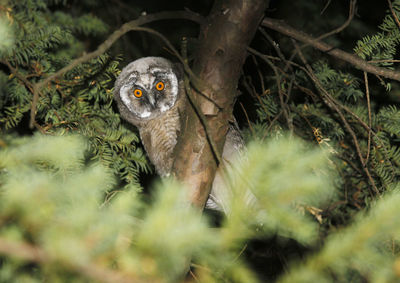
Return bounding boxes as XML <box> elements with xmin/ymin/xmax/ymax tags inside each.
<box><xmin>114</xmin><ymin>57</ymin><xmax>183</xmax><ymax>125</ymax></box>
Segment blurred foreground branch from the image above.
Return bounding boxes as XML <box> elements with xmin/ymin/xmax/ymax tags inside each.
<box><xmin>0</xmin><ymin>237</ymin><xmax>142</xmax><ymax>283</ymax></box>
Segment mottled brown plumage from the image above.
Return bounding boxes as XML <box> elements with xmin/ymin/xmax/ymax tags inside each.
<box><xmin>137</xmin><ymin>95</ymin><xmax>184</xmax><ymax>177</ymax></box>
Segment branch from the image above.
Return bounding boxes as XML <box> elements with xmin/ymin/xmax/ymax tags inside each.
<box><xmin>310</xmin><ymin>0</ymin><xmax>356</xmax><ymax>44</ymax></box>
<box><xmin>363</xmin><ymin>72</ymin><xmax>372</xmax><ymax>165</ymax></box>
<box><xmin>181</xmin><ymin>38</ymin><xmax>223</xmax><ymax>166</ymax></box>
<box><xmin>1</xmin><ymin>60</ymin><xmax>34</xmax><ymax>92</ymax></box>
<box><xmin>29</xmin><ymin>10</ymin><xmax>205</xmax><ymax>128</ymax></box>
<box><xmin>0</xmin><ymin>237</ymin><xmax>144</xmax><ymax>283</ymax></box>
<box><xmin>387</xmin><ymin>0</ymin><xmax>400</xmax><ymax>30</ymax></box>
<box><xmin>261</xmin><ymin>17</ymin><xmax>400</xmax><ymax>82</ymax></box>
<box><xmin>172</xmin><ymin>0</ymin><xmax>268</xmax><ymax>209</ymax></box>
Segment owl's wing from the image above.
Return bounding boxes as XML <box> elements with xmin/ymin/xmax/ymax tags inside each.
<box><xmin>205</xmin><ymin>122</ymin><xmax>256</xmax><ymax>213</ymax></box>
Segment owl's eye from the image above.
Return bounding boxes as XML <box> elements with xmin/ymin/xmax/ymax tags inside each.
<box><xmin>155</xmin><ymin>81</ymin><xmax>165</xmax><ymax>91</ymax></box>
<box><xmin>133</xmin><ymin>89</ymin><xmax>143</xmax><ymax>98</ymax></box>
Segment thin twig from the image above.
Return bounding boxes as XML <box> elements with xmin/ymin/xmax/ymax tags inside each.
<box><xmin>239</xmin><ymin>102</ymin><xmax>255</xmax><ymax>138</ymax></box>
<box><xmin>289</xmin><ymin>105</ymin><xmax>321</xmax><ymax>144</ymax></box>
<box><xmin>189</xmin><ymin>269</ymin><xmax>200</xmax><ymax>283</ymax></box>
<box><xmin>248</xmin><ymin>47</ymin><xmax>293</xmax><ymax>134</ymax></box>
<box><xmin>338</xmin><ymin>156</ymin><xmax>364</xmax><ymax>176</ymax></box>
<box><xmin>257</xmin><ymin>29</ymin><xmax>296</xmax><ymax>107</ymax></box>
<box><xmin>313</xmin><ymin>0</ymin><xmax>356</xmax><ymax>43</ymax></box>
<box><xmin>256</xmin><ymin>29</ymin><xmax>296</xmax><ymax>116</ymax></box>
<box><xmin>262</xmin><ymin>111</ymin><xmax>283</xmax><ymax>141</ymax></box>
<box><xmin>284</xmin><ymin>0</ymin><xmax>356</xmax><ymax>70</ymax></box>
<box><xmin>258</xmin><ymin>27</ymin><xmax>291</xmax><ymax>71</ymax></box>
<box><xmin>250</xmin><ymin>55</ymin><xmax>266</xmax><ymax>94</ymax></box>
<box><xmin>387</xmin><ymin>0</ymin><xmax>400</xmax><ymax>30</ymax></box>
<box><xmin>368</xmin><ymin>59</ymin><xmax>400</xmax><ymax>64</ymax></box>
<box><xmin>1</xmin><ymin>60</ymin><xmax>34</xmax><ymax>92</ymax></box>
<box><xmin>320</xmin><ymin>0</ymin><xmax>332</xmax><ymax>15</ymax></box>
<box><xmin>241</xmin><ymin>72</ymin><xmax>271</xmax><ymax>124</ymax></box>
<box><xmin>233</xmin><ymin>243</ymin><xmax>248</xmax><ymax>262</ymax></box>
<box><xmin>363</xmin><ymin>72</ymin><xmax>372</xmax><ymax>165</ymax></box>
<box><xmin>245</xmin><ymin>48</ymin><xmax>289</xmax><ymax>140</ymax></box>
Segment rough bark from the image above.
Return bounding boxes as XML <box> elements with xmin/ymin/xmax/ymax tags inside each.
<box><xmin>172</xmin><ymin>0</ymin><xmax>268</xmax><ymax>209</ymax></box>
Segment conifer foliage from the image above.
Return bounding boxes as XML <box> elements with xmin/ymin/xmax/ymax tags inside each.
<box><xmin>0</xmin><ymin>0</ymin><xmax>400</xmax><ymax>282</ymax></box>
<box><xmin>0</xmin><ymin>0</ymin><xmax>149</xmax><ymax>189</ymax></box>
<box><xmin>0</xmin><ymin>133</ymin><xmax>337</xmax><ymax>282</ymax></box>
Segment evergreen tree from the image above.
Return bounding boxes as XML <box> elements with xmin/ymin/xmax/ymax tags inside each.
<box><xmin>0</xmin><ymin>0</ymin><xmax>400</xmax><ymax>282</ymax></box>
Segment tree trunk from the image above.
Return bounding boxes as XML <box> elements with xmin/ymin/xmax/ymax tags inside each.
<box><xmin>172</xmin><ymin>0</ymin><xmax>268</xmax><ymax>209</ymax></box>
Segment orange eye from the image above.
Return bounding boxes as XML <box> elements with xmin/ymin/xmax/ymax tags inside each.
<box><xmin>133</xmin><ymin>89</ymin><xmax>142</xmax><ymax>98</ymax></box>
<box><xmin>155</xmin><ymin>81</ymin><xmax>165</xmax><ymax>91</ymax></box>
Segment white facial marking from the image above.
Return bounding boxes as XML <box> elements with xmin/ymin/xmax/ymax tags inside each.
<box><xmin>120</xmin><ymin>85</ymin><xmax>151</xmax><ymax>118</ymax></box>
<box><xmin>120</xmin><ymin>85</ymin><xmax>135</xmax><ymax>112</ymax></box>
<box><xmin>151</xmin><ymin>68</ymin><xmax>164</xmax><ymax>74</ymax></box>
<box><xmin>140</xmin><ymin>110</ymin><xmax>151</xmax><ymax>118</ymax></box>
<box><xmin>167</xmin><ymin>71</ymin><xmax>178</xmax><ymax>99</ymax></box>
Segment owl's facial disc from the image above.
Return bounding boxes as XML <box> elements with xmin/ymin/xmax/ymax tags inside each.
<box><xmin>118</xmin><ymin>62</ymin><xmax>179</xmax><ymax>120</ymax></box>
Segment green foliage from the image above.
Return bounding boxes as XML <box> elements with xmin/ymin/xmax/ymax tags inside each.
<box><xmin>0</xmin><ymin>15</ymin><xmax>13</xmax><ymax>56</ymax></box>
<box><xmin>279</xmin><ymin>189</ymin><xmax>400</xmax><ymax>283</ymax></box>
<box><xmin>355</xmin><ymin>1</ymin><xmax>400</xmax><ymax>65</ymax></box>
<box><xmin>224</xmin><ymin>137</ymin><xmax>335</xmax><ymax>245</ymax></box>
<box><xmin>312</xmin><ymin>61</ymin><xmax>364</xmax><ymax>103</ymax></box>
<box><xmin>0</xmin><ymin>0</ymin><xmax>149</xmax><ymax>187</ymax></box>
<box><xmin>0</xmin><ymin>133</ymin><xmax>337</xmax><ymax>282</ymax></box>
<box><xmin>376</xmin><ymin>105</ymin><xmax>400</xmax><ymax>137</ymax></box>
<box><xmin>1</xmin><ymin>0</ymin><xmax>400</xmax><ymax>282</ymax></box>
<box><xmin>0</xmin><ymin>133</ymin><xmax>397</xmax><ymax>282</ymax></box>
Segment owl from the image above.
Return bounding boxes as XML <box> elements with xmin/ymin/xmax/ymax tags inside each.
<box><xmin>114</xmin><ymin>57</ymin><xmax>252</xmax><ymax>212</ymax></box>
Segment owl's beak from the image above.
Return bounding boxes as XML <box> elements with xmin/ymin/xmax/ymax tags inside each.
<box><xmin>147</xmin><ymin>93</ymin><xmax>156</xmax><ymax>108</ymax></box>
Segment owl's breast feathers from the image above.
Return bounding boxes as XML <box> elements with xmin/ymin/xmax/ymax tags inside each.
<box><xmin>138</xmin><ymin>97</ymin><xmax>184</xmax><ymax>177</ymax></box>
